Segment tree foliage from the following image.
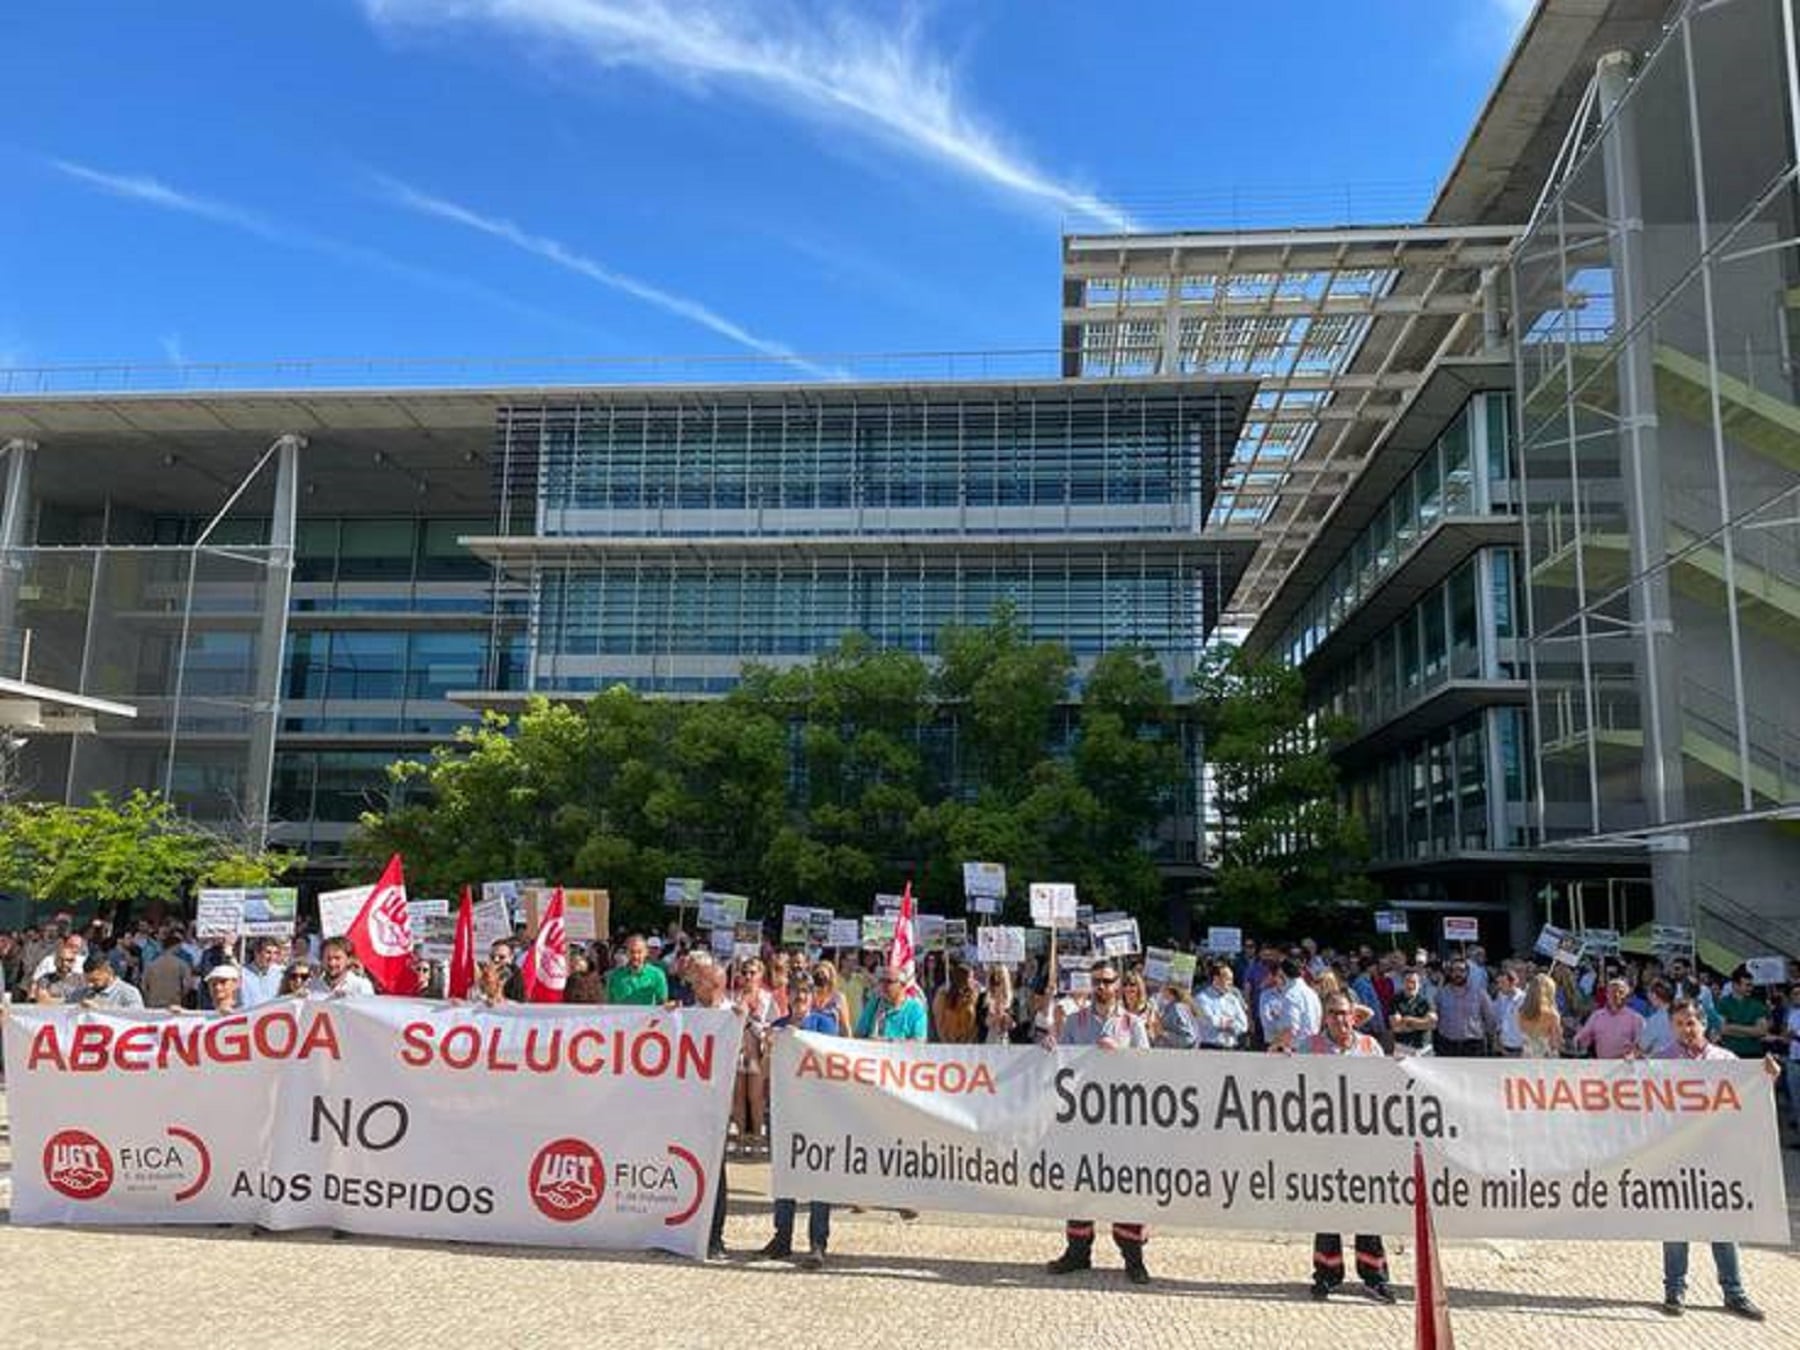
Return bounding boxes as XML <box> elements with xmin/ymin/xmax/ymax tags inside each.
<box><xmin>0</xmin><ymin>789</ymin><xmax>297</xmax><ymax>906</ymax></box>
<box><xmin>354</xmin><ymin>613</ymin><xmax>1195</xmax><ymax>935</ymax></box>
<box><xmin>1192</xmin><ymin>644</ymin><xmax>1373</xmax><ymax>929</ymax></box>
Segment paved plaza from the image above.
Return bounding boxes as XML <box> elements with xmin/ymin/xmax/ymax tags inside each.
<box><xmin>2</xmin><ymin>1097</ymin><xmax>1797</xmax><ymax>1350</ymax></box>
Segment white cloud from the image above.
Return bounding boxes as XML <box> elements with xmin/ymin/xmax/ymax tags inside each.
<box><xmin>377</xmin><ymin>174</ymin><xmax>841</xmax><ymax>377</ymax></box>
<box><xmin>159</xmin><ymin>332</ymin><xmax>187</xmax><ymax>366</ymax></box>
<box><xmin>361</xmin><ymin>0</ymin><xmax>1135</xmax><ymax>231</ymax></box>
<box><xmin>49</xmin><ymin>158</ymin><xmax>615</xmax><ymax>342</ymax></box>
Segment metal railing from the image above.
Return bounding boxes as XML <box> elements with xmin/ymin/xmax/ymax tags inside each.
<box><xmin>0</xmin><ymin>349</ymin><xmax>1074</xmax><ymax>396</ymax></box>
<box><xmin>1695</xmin><ymin>881</ymin><xmax>1800</xmax><ymax>965</ymax></box>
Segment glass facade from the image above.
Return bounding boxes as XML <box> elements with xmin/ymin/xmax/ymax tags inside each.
<box><xmin>496</xmin><ymin>386</ymin><xmax>1239</xmax><ymax>694</ymax></box>
<box><xmin>1512</xmin><ymin>0</ymin><xmax>1800</xmax><ymax>841</ymax></box>
<box><xmin>1316</xmin><ymin>548</ymin><xmax>1523</xmax><ymax>736</ymax></box>
<box><xmin>1276</xmin><ymin>393</ymin><xmax>1515</xmax><ymax>665</ymax></box>
<box><xmin>1345</xmin><ymin>708</ymin><xmax>1534</xmax><ymax>862</ymax></box>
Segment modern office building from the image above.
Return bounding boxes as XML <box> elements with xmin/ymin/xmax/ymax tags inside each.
<box><xmin>0</xmin><ymin>378</ymin><xmax>1254</xmax><ymax>867</ymax></box>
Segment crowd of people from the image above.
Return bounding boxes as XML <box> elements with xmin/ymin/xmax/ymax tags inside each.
<box><xmin>1</xmin><ymin>914</ymin><xmax>1795</xmax><ymax>1314</ymax></box>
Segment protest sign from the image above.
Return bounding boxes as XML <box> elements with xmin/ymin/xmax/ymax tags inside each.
<box><xmin>194</xmin><ymin>891</ymin><xmax>244</xmax><ymax>941</ymax></box>
<box><xmin>826</xmin><ymin>918</ymin><xmax>861</xmax><ymax>950</ymax></box>
<box><xmin>1143</xmin><ymin>948</ymin><xmax>1197</xmax><ymax>992</ymax></box>
<box><xmin>917</xmin><ymin>915</ymin><xmax>948</xmax><ymax>953</ymax></box>
<box><xmin>962</xmin><ymin>862</ymin><xmax>1006</xmax><ymax>916</ymax></box>
<box><xmin>771</xmin><ymin>1035</ymin><xmax>1788</xmax><ymax>1242</ymax></box>
<box><xmin>861</xmin><ymin>915</ymin><xmax>897</xmax><ymax>949</ymax></box>
<box><xmin>317</xmin><ymin>885</ymin><xmax>371</xmax><ymax>940</ymax></box>
<box><xmin>806</xmin><ymin>909</ymin><xmax>834</xmax><ymax>947</ymax></box>
<box><xmin>1374</xmin><ymin>910</ymin><xmax>1409</xmax><ymax>935</ymax></box>
<box><xmin>697</xmin><ymin>893</ymin><xmax>749</xmax><ymax>930</ymax></box>
<box><xmin>944</xmin><ymin>918</ymin><xmax>968</xmax><ymax>950</ymax></box>
<box><xmin>1029</xmin><ymin>883</ymin><xmax>1077</xmax><ymax>930</ymax></box>
<box><xmin>1204</xmin><ymin>926</ymin><xmax>1242</xmax><ymax>956</ymax></box>
<box><xmin>240</xmin><ymin>889</ymin><xmax>298</xmax><ymax>938</ymax></box>
<box><xmin>781</xmin><ymin>905</ymin><xmax>813</xmax><ymax>946</ymax></box>
<box><xmin>480</xmin><ymin>880</ymin><xmax>527</xmax><ymax>925</ymax></box>
<box><xmin>710</xmin><ymin>928</ymin><xmax>735</xmax><ymax>959</ymax></box>
<box><xmin>976</xmin><ymin>927</ymin><xmax>1026</xmax><ymax>966</ymax></box>
<box><xmin>1553</xmin><ymin>934</ymin><xmax>1584</xmax><ymax>968</ymax></box>
<box><xmin>471</xmin><ymin>897</ymin><xmax>512</xmax><ymax>950</ymax></box>
<box><xmin>1024</xmin><ymin>928</ymin><xmax>1049</xmax><ymax>956</ymax></box>
<box><xmin>1651</xmin><ymin>924</ymin><xmax>1695</xmax><ymax>961</ymax></box>
<box><xmin>1060</xmin><ymin>954</ymin><xmax>1094</xmax><ymax>995</ymax></box>
<box><xmin>560</xmin><ymin>890</ymin><xmax>610</xmax><ymax>943</ymax></box>
<box><xmin>1089</xmin><ymin>917</ymin><xmax>1141</xmax><ymax>959</ymax></box>
<box><xmin>1534</xmin><ymin>924</ymin><xmax>1568</xmax><ymax>959</ymax></box>
<box><xmin>1746</xmin><ymin>956</ymin><xmax>1789</xmax><ymax>987</ymax></box>
<box><xmin>1581</xmin><ymin>928</ymin><xmax>1621</xmax><ymax>958</ymax></box>
<box><xmin>415</xmin><ymin>914</ymin><xmax>457</xmax><ymax>962</ymax></box>
<box><xmin>664</xmin><ymin>877</ymin><xmax>704</xmax><ymax>909</ymax></box>
<box><xmin>874</xmin><ymin>893</ymin><xmax>903</xmax><ymax>914</ymax></box>
<box><xmin>407</xmin><ymin>899</ymin><xmax>450</xmax><ymax>926</ymax></box>
<box><xmin>8</xmin><ymin>1003</ymin><xmax>742</xmax><ymax>1259</ymax></box>
<box><xmin>1443</xmin><ymin>916</ymin><xmax>1480</xmax><ymax>944</ymax></box>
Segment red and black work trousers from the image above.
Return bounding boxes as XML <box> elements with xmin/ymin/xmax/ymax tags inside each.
<box><xmin>1067</xmin><ymin>1219</ymin><xmax>1147</xmax><ymax>1250</ymax></box>
<box><xmin>1312</xmin><ymin>1232</ymin><xmax>1388</xmax><ymax>1289</ymax></box>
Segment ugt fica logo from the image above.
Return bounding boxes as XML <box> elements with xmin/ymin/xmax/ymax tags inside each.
<box><xmin>43</xmin><ymin>1129</ymin><xmax>114</xmax><ymax>1200</ymax></box>
<box><xmin>529</xmin><ymin>1137</ymin><xmax>604</xmax><ymax>1222</ymax></box>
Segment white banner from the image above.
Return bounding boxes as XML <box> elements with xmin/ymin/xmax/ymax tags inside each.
<box><xmin>771</xmin><ymin>1035</ymin><xmax>1787</xmax><ymax>1241</ymax></box>
<box><xmin>6</xmin><ymin>1001</ymin><xmax>742</xmax><ymax>1259</ymax></box>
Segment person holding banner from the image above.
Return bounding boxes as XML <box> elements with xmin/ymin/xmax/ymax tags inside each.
<box><xmin>1656</xmin><ymin>998</ymin><xmax>1775</xmax><ymax>1320</ymax></box>
<box><xmin>606</xmin><ymin>935</ymin><xmax>669</xmax><ymax>1007</ymax></box>
<box><xmin>761</xmin><ymin>972</ymin><xmax>839</xmax><ymax>1268</ymax></box>
<box><xmin>75</xmin><ymin>952</ymin><xmax>144</xmax><ymax>1010</ymax></box>
<box><xmin>1046</xmin><ymin>958</ymin><xmax>1154</xmax><ymax>1285</ymax></box>
<box><xmin>854</xmin><ymin>966</ymin><xmax>927</xmax><ymax>1041</ymax></box>
<box><xmin>1296</xmin><ymin>992</ymin><xmax>1398</xmax><ymax>1304</ymax></box>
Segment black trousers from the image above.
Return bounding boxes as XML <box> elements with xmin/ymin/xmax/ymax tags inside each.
<box><xmin>1066</xmin><ymin>1219</ymin><xmax>1146</xmax><ymax>1248</ymax></box>
<box><xmin>708</xmin><ymin>1147</ymin><xmax>729</xmax><ymax>1251</ymax></box>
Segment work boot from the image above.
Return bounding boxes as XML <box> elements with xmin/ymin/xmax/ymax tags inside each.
<box><xmin>757</xmin><ymin>1237</ymin><xmax>793</xmax><ymax>1260</ymax></box>
<box><xmin>1119</xmin><ymin>1239</ymin><xmax>1151</xmax><ymax>1285</ymax></box>
<box><xmin>1045</xmin><ymin>1236</ymin><xmax>1093</xmax><ymax>1275</ymax></box>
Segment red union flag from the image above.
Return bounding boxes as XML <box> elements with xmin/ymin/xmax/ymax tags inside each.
<box><xmin>346</xmin><ymin>854</ymin><xmax>420</xmax><ymax>994</ymax></box>
<box><xmin>887</xmin><ymin>880</ymin><xmax>917</xmax><ymax>995</ymax></box>
<box><xmin>1413</xmin><ymin>1143</ymin><xmax>1455</xmax><ymax>1350</ymax></box>
<box><xmin>448</xmin><ymin>884</ymin><xmax>477</xmax><ymax>1001</ymax></box>
<box><xmin>522</xmin><ymin>886</ymin><xmax>569</xmax><ymax>1004</ymax></box>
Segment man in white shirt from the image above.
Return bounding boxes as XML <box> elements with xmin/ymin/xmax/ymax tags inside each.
<box><xmin>240</xmin><ymin>938</ymin><xmax>289</xmax><ymax>1007</ymax></box>
<box><xmin>306</xmin><ymin>937</ymin><xmax>374</xmax><ymax>997</ymax></box>
<box><xmin>1637</xmin><ymin>979</ymin><xmax>1677</xmax><ymax>1058</ymax></box>
<box><xmin>1195</xmin><ymin>960</ymin><xmax>1251</xmax><ymax>1049</ymax></box>
<box><xmin>1258</xmin><ymin>959</ymin><xmax>1321</xmax><ymax>1052</ymax></box>
<box><xmin>1491</xmin><ymin>966</ymin><xmax>1525</xmax><ymax>1055</ymax></box>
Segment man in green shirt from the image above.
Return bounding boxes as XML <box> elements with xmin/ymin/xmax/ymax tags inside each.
<box><xmin>1716</xmin><ymin>968</ymin><xmax>1770</xmax><ymax>1059</ymax></box>
<box><xmin>606</xmin><ymin>934</ymin><xmax>669</xmax><ymax>1006</ymax></box>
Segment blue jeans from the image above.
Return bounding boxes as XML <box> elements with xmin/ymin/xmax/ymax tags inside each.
<box><xmin>1662</xmin><ymin>1241</ymin><xmax>1745</xmax><ymax>1300</ymax></box>
<box><xmin>772</xmin><ymin>1197</ymin><xmax>832</xmax><ymax>1251</ymax></box>
<box><xmin>1782</xmin><ymin>1060</ymin><xmax>1800</xmax><ymax>1130</ymax></box>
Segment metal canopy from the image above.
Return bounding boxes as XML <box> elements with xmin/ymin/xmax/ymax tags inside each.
<box><xmin>1063</xmin><ymin>223</ymin><xmax>1520</xmax><ymax>627</ymax></box>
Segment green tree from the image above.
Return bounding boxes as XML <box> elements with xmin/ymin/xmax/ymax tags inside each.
<box><xmin>0</xmin><ymin>789</ymin><xmax>295</xmax><ymax>907</ymax></box>
<box><xmin>1192</xmin><ymin>644</ymin><xmax>1372</xmax><ymax>930</ymax></box>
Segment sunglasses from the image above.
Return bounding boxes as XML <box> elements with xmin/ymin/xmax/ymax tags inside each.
<box><xmin>1092</xmin><ymin>976</ymin><xmax>1119</xmax><ymax>986</ymax></box>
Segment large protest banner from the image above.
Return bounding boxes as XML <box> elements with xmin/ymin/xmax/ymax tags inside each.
<box><xmin>771</xmin><ymin>1035</ymin><xmax>1787</xmax><ymax>1242</ymax></box>
<box><xmin>6</xmin><ymin>1001</ymin><xmax>741</xmax><ymax>1259</ymax></box>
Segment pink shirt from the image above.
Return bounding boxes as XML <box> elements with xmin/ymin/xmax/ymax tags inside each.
<box><xmin>1656</xmin><ymin>1039</ymin><xmax>1733</xmax><ymax>1062</ymax></box>
<box><xmin>1575</xmin><ymin>1005</ymin><xmax>1646</xmax><ymax>1059</ymax></box>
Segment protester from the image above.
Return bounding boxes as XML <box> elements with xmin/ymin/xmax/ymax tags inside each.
<box><xmin>31</xmin><ymin>941</ymin><xmax>85</xmax><ymax>1004</ymax></box>
<box><xmin>1257</xmin><ymin>958</ymin><xmax>1321</xmax><ymax>1052</ymax></box>
<box><xmin>1153</xmin><ymin>977</ymin><xmax>1201</xmax><ymax>1050</ymax></box>
<box><xmin>1045</xmin><ymin>958</ymin><xmax>1152</xmax><ymax>1285</ymax></box>
<box><xmin>1517</xmin><ymin>972</ymin><xmax>1564</xmax><ymax>1056</ymax></box>
<box><xmin>1431</xmin><ymin>956</ymin><xmax>1495</xmax><ymax>1056</ymax></box>
<box><xmin>141</xmin><ymin>938</ymin><xmax>193</xmax><ymax>1009</ymax></box>
<box><xmin>983</xmin><ymin>964</ymin><xmax>1017</xmax><ymax>1044</ymax></box>
<box><xmin>1715</xmin><ymin>967</ymin><xmax>1771</xmax><ymax>1059</ymax></box>
<box><xmin>762</xmin><ymin>973</ymin><xmax>838</xmax><ymax>1268</ymax></box>
<box><xmin>1655</xmin><ymin>998</ymin><xmax>1775</xmax><ymax>1319</ymax></box>
<box><xmin>732</xmin><ymin>956</ymin><xmax>776</xmax><ymax>1152</ymax></box>
<box><xmin>1295</xmin><ymin>992</ymin><xmax>1398</xmax><ymax>1304</ymax></box>
<box><xmin>1573</xmin><ymin>978</ymin><xmax>1644</xmax><ymax>1059</ymax></box>
<box><xmin>855</xmin><ymin>964</ymin><xmax>928</xmax><ymax>1041</ymax></box>
<box><xmin>1781</xmin><ymin>983</ymin><xmax>1800</xmax><ymax>1144</ymax></box>
<box><xmin>812</xmin><ymin>960</ymin><xmax>853</xmax><ymax>1035</ymax></box>
<box><xmin>280</xmin><ymin>961</ymin><xmax>314</xmax><ymax>998</ymax></box>
<box><xmin>1637</xmin><ymin>978</ymin><xmax>1677</xmax><ymax>1058</ymax></box>
<box><xmin>200</xmin><ymin>964</ymin><xmax>243</xmax><ymax>1016</ymax></box>
<box><xmin>240</xmin><ymin>938</ymin><xmax>287</xmax><ymax>1007</ymax></box>
<box><xmin>308</xmin><ymin>937</ymin><xmax>374</xmax><ymax>997</ymax></box>
<box><xmin>1194</xmin><ymin>960</ymin><xmax>1249</xmax><ymax>1049</ymax></box>
<box><xmin>1389</xmin><ymin>968</ymin><xmax>1437</xmax><ymax>1057</ymax></box>
<box><xmin>931</xmin><ymin>959</ymin><xmax>981</xmax><ymax>1043</ymax></box>
<box><xmin>75</xmin><ymin>951</ymin><xmax>145</xmax><ymax>1009</ymax></box>
<box><xmin>1490</xmin><ymin>966</ymin><xmax>1525</xmax><ymax>1056</ymax></box>
<box><xmin>564</xmin><ymin>946</ymin><xmax>604</xmax><ymax>1003</ymax></box>
<box><xmin>606</xmin><ymin>934</ymin><xmax>669</xmax><ymax>1006</ymax></box>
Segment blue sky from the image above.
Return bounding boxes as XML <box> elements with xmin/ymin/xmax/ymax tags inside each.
<box><xmin>1</xmin><ymin>1</ymin><xmax>1532</xmax><ymax>376</ymax></box>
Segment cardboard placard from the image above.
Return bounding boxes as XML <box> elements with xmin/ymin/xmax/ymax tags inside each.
<box><xmin>1746</xmin><ymin>955</ymin><xmax>1789</xmax><ymax>986</ymax></box>
<box><xmin>1144</xmin><ymin>947</ymin><xmax>1198</xmax><ymax>991</ymax></box>
<box><xmin>1061</xmin><ymin>953</ymin><xmax>1094</xmax><ymax>995</ymax></box>
<box><xmin>873</xmin><ymin>893</ymin><xmax>904</xmax><ymax>914</ymax></box>
<box><xmin>239</xmin><ymin>888</ymin><xmax>298</xmax><ymax>938</ymax></box>
<box><xmin>826</xmin><ymin>918</ymin><xmax>862</xmax><ymax>949</ymax></box>
<box><xmin>1581</xmin><ymin>927</ymin><xmax>1620</xmax><ymax>958</ymax></box>
<box><xmin>317</xmin><ymin>885</ymin><xmax>372</xmax><ymax>940</ymax></box>
<box><xmin>1374</xmin><ymin>910</ymin><xmax>1409</xmax><ymax>935</ymax></box>
<box><xmin>561</xmin><ymin>889</ymin><xmax>610</xmax><ymax>943</ymax></box>
<box><xmin>1650</xmin><ymin>923</ymin><xmax>1696</xmax><ymax>960</ymax></box>
<box><xmin>664</xmin><ymin>877</ymin><xmax>704</xmax><ymax>908</ymax></box>
<box><xmin>943</xmin><ymin>918</ymin><xmax>968</xmax><ymax>951</ymax></box>
<box><xmin>976</xmin><ymin>926</ymin><xmax>1026</xmax><ymax>966</ymax></box>
<box><xmin>806</xmin><ymin>909</ymin><xmax>835</xmax><ymax>947</ymax></box>
<box><xmin>480</xmin><ymin>880</ymin><xmax>527</xmax><ymax>925</ymax></box>
<box><xmin>1029</xmin><ymin>882</ymin><xmax>1077</xmax><ymax>930</ymax></box>
<box><xmin>1533</xmin><ymin>923</ymin><xmax>1567</xmax><ymax>959</ymax></box>
<box><xmin>1443</xmin><ymin>916</ymin><xmax>1480</xmax><ymax>944</ymax></box>
<box><xmin>194</xmin><ymin>891</ymin><xmax>245</xmax><ymax>941</ymax></box>
<box><xmin>861</xmin><ymin>914</ymin><xmax>897</xmax><ymax>949</ymax></box>
<box><xmin>962</xmin><ymin>861</ymin><xmax>1006</xmax><ymax>915</ymax></box>
<box><xmin>1090</xmin><ymin>917</ymin><xmax>1142</xmax><ymax>959</ymax></box>
<box><xmin>415</xmin><ymin>914</ymin><xmax>457</xmax><ymax>962</ymax></box>
<box><xmin>917</xmin><ymin>915</ymin><xmax>947</xmax><ymax>953</ymax></box>
<box><xmin>781</xmin><ymin>904</ymin><xmax>813</xmax><ymax>946</ymax></box>
<box><xmin>698</xmin><ymin>893</ymin><xmax>750</xmax><ymax>930</ymax></box>
<box><xmin>1204</xmin><ymin>926</ymin><xmax>1242</xmax><ymax>955</ymax></box>
<box><xmin>471</xmin><ymin>896</ymin><xmax>513</xmax><ymax>951</ymax></box>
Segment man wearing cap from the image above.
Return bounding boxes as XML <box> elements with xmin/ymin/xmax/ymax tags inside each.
<box><xmin>198</xmin><ymin>964</ymin><xmax>244</xmax><ymax>1015</ymax></box>
<box><xmin>606</xmin><ymin>933</ymin><xmax>668</xmax><ymax>1006</ymax></box>
<box><xmin>73</xmin><ymin>952</ymin><xmax>145</xmax><ymax>1010</ymax></box>
<box><xmin>1045</xmin><ymin>957</ymin><xmax>1153</xmax><ymax>1285</ymax></box>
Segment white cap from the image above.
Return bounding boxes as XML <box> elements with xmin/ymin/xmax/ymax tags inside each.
<box><xmin>205</xmin><ymin>964</ymin><xmax>242</xmax><ymax>983</ymax></box>
<box><xmin>647</xmin><ymin>936</ymin><xmax>664</xmax><ymax>950</ymax></box>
